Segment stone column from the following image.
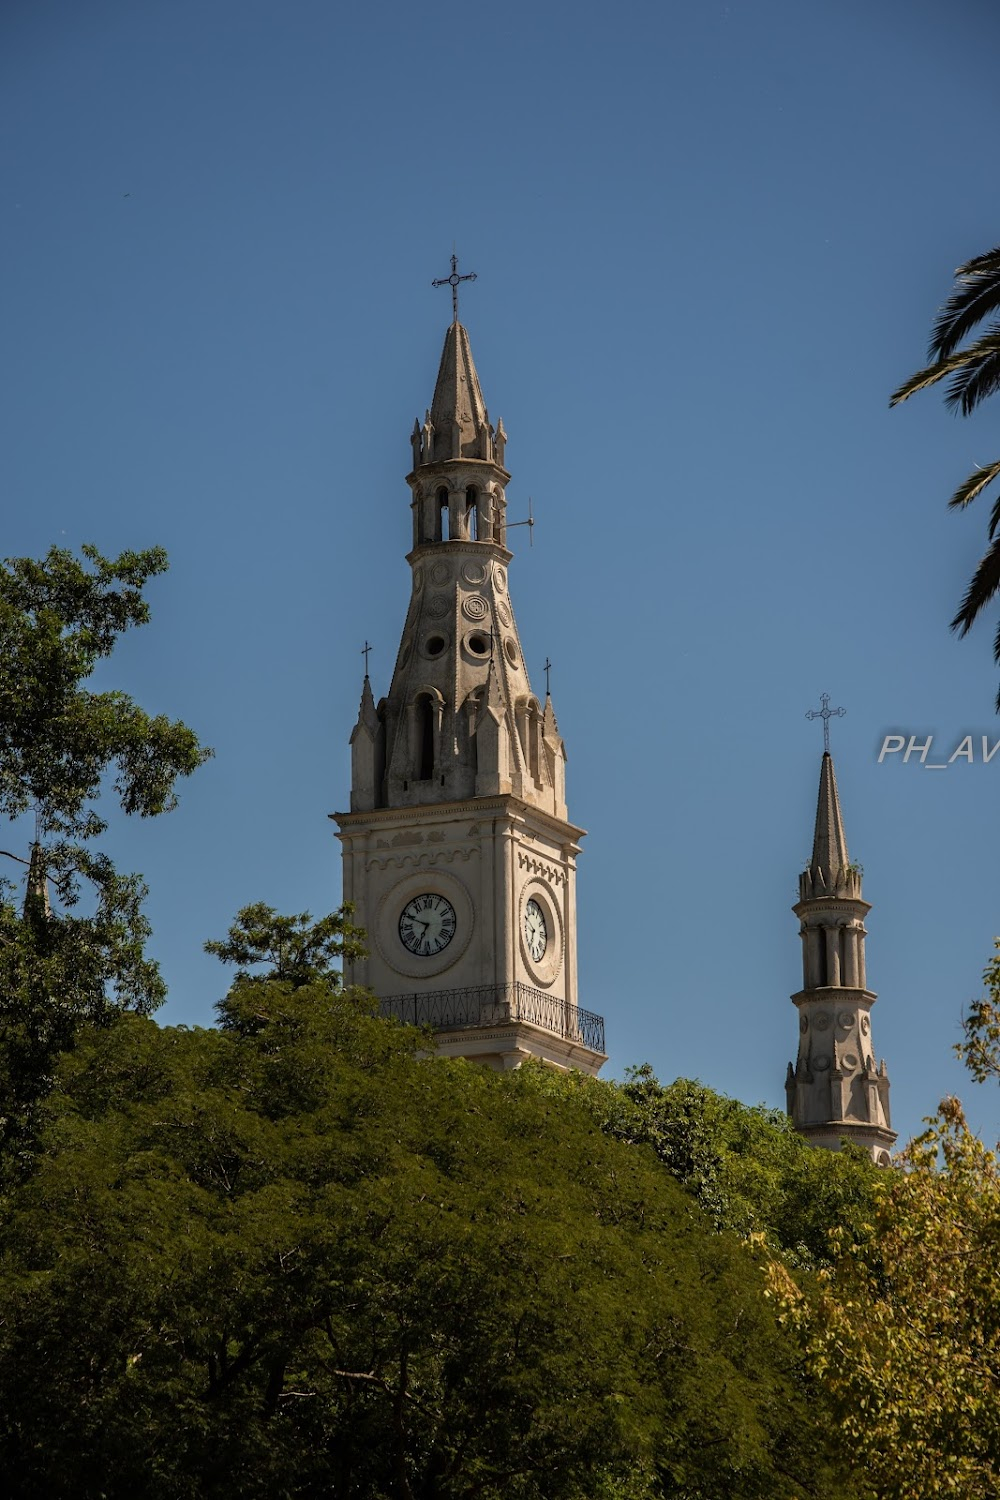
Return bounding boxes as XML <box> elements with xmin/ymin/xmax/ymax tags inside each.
<box><xmin>843</xmin><ymin>925</ymin><xmax>859</xmax><ymax>988</ymax></box>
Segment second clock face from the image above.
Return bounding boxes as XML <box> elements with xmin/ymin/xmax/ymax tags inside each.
<box><xmin>523</xmin><ymin>898</ymin><xmax>548</xmax><ymax>963</ymax></box>
<box><xmin>398</xmin><ymin>893</ymin><xmax>457</xmax><ymax>956</ymax></box>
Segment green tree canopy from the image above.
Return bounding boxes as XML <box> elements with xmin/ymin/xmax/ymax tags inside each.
<box><xmin>528</xmin><ymin>1064</ymin><xmax>877</xmax><ymax>1271</ymax></box>
<box><xmin>205</xmin><ymin>901</ymin><xmax>367</xmax><ymax>993</ymax></box>
<box><xmin>777</xmin><ymin>1098</ymin><xmax>1000</xmax><ymax>1499</ymax></box>
<box><xmin>0</xmin><ymin>543</ymin><xmax>209</xmax><ymax>1165</ymax></box>
<box><xmin>0</xmin><ymin>948</ymin><xmax>861</xmax><ymax>1500</ymax></box>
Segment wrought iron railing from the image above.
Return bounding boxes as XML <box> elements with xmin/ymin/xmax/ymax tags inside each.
<box><xmin>379</xmin><ymin>982</ymin><xmax>605</xmax><ymax>1056</ymax></box>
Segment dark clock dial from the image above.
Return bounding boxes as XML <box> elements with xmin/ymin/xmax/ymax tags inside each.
<box><xmin>398</xmin><ymin>893</ymin><xmax>457</xmax><ymax>956</ymax></box>
<box><xmin>524</xmin><ymin>898</ymin><xmax>548</xmax><ymax>962</ymax></box>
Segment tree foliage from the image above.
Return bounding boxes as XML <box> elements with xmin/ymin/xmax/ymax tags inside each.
<box><xmin>205</xmin><ymin>901</ymin><xmax>367</xmax><ymax>992</ymax></box>
<box><xmin>529</xmin><ymin>1064</ymin><xmax>877</xmax><ymax>1270</ymax></box>
<box><xmin>0</xmin><ymin>543</ymin><xmax>207</xmax><ymax>843</ymax></box>
<box><xmin>891</xmin><ymin>247</ymin><xmax>1000</xmax><ymax>706</ymax></box>
<box><xmin>956</xmin><ymin>938</ymin><xmax>1000</xmax><ymax>1085</ymax></box>
<box><xmin>0</xmin><ymin>544</ymin><xmax>209</xmax><ymax>1163</ymax></box>
<box><xmin>776</xmin><ymin>1098</ymin><xmax>1000</xmax><ymax>1500</ymax></box>
<box><xmin>0</xmin><ymin>944</ymin><xmax>861</xmax><ymax>1500</ymax></box>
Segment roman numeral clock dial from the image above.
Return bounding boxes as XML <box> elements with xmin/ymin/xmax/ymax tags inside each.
<box><xmin>398</xmin><ymin>893</ymin><xmax>457</xmax><ymax>956</ymax></box>
<box><xmin>523</xmin><ymin>898</ymin><xmax>548</xmax><ymax>963</ymax></box>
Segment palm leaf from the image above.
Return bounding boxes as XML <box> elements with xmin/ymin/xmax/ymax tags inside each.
<box><xmin>957</xmin><ymin>246</ymin><xmax>1000</xmax><ymax>279</ymax></box>
<box><xmin>948</xmin><ymin>460</ymin><xmax>1000</xmax><ymax>515</ymax></box>
<box><xmin>890</xmin><ymin>346</ymin><xmax>993</xmax><ymax>405</ymax></box>
<box><xmin>893</xmin><ymin>330</ymin><xmax>1000</xmax><ymax>410</ymax></box>
<box><xmin>930</xmin><ymin>260</ymin><xmax>1000</xmax><ymax>360</ymax></box>
<box><xmin>945</xmin><ymin>341</ymin><xmax>1000</xmax><ymax>414</ymax></box>
<box><xmin>951</xmin><ymin>536</ymin><xmax>1000</xmax><ymax>637</ymax></box>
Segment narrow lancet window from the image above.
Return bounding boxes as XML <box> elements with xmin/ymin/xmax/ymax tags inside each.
<box><xmin>416</xmin><ymin>695</ymin><xmax>434</xmax><ymax>780</ymax></box>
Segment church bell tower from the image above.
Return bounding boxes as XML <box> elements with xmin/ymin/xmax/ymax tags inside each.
<box><xmin>333</xmin><ymin>292</ymin><xmax>605</xmax><ymax>1074</ymax></box>
<box><xmin>786</xmin><ymin>744</ymin><xmax>895</xmax><ymax>1163</ymax></box>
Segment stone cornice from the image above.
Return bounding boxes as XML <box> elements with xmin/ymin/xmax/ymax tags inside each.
<box><xmin>406</xmin><ymin>457</ymin><xmax>512</xmax><ymax>487</ymax></box>
<box><xmin>790</xmin><ymin>988</ymin><xmax>878</xmax><ymax>1005</ymax></box>
<box><xmin>797</xmin><ymin>1120</ymin><xmax>897</xmax><ymax>1148</ymax></box>
<box><xmin>331</xmin><ymin>793</ymin><xmax>586</xmax><ymax>844</ymax></box>
<box><xmin>793</xmin><ymin>896</ymin><xmax>872</xmax><ymax>919</ymax></box>
<box><xmin>404</xmin><ymin>538</ymin><xmax>513</xmax><ymax>566</ymax></box>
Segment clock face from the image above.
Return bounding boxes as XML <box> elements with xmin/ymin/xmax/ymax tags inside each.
<box><xmin>523</xmin><ymin>898</ymin><xmax>547</xmax><ymax>963</ymax></box>
<box><xmin>398</xmin><ymin>893</ymin><xmax>457</xmax><ymax>956</ymax></box>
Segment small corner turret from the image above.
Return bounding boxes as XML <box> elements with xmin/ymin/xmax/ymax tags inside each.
<box><xmin>787</xmin><ymin>746</ymin><xmax>896</xmax><ymax>1164</ymax></box>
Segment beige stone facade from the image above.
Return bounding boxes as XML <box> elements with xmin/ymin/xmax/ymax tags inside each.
<box><xmin>332</xmin><ymin>319</ymin><xmax>605</xmax><ymax>1075</ymax></box>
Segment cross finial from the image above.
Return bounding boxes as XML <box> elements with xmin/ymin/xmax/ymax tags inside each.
<box><xmin>805</xmin><ymin>692</ymin><xmax>846</xmax><ymax>753</ymax></box>
<box><xmin>361</xmin><ymin>640</ymin><xmax>372</xmax><ymax>676</ymax></box>
<box><xmin>432</xmin><ymin>253</ymin><xmax>477</xmax><ymax>323</ymax></box>
<box><xmin>543</xmin><ymin>657</ymin><xmax>552</xmax><ymax>696</ymax></box>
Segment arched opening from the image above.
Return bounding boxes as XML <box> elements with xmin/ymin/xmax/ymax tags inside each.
<box><xmin>415</xmin><ymin>694</ymin><xmax>434</xmax><ymax>780</ymax></box>
<box><xmin>466</xmin><ymin>486</ymin><xmax>478</xmax><ymax>540</ymax></box>
<box><xmin>437</xmin><ymin>487</ymin><xmax>449</xmax><ymax>542</ymax></box>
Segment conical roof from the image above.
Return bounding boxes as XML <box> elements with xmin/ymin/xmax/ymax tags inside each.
<box><xmin>809</xmin><ymin>751</ymin><xmax>850</xmax><ymax>886</ymax></box>
<box><xmin>426</xmin><ymin>322</ymin><xmax>490</xmax><ymax>463</ymax></box>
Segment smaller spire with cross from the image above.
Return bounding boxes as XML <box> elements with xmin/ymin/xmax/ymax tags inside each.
<box><xmin>432</xmin><ymin>253</ymin><xmax>477</xmax><ymax>323</ymax></box>
<box><xmin>805</xmin><ymin>692</ymin><xmax>846</xmax><ymax>754</ymax></box>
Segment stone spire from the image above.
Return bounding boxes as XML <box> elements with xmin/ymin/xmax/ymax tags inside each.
<box><xmin>807</xmin><ymin>752</ymin><xmax>852</xmax><ymax>896</ymax></box>
<box><xmin>347</xmin><ymin>319</ymin><xmax>566</xmax><ymax>820</ymax></box>
<box><xmin>23</xmin><ymin>842</ymin><xmax>52</xmax><ymax>923</ymax></box>
<box><xmin>786</xmin><ymin>752</ymin><xmax>896</xmax><ymax>1163</ymax></box>
<box><xmin>349</xmin><ymin>674</ymin><xmax>384</xmax><ymax>813</ymax></box>
<box><xmin>423</xmin><ymin>322</ymin><xmax>494</xmax><ymax>465</ymax></box>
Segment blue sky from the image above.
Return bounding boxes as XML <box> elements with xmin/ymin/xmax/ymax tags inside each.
<box><xmin>4</xmin><ymin>0</ymin><xmax>1000</xmax><ymax>1148</ymax></box>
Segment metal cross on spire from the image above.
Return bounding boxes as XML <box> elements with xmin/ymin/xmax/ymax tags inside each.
<box><xmin>805</xmin><ymin>692</ymin><xmax>846</xmax><ymax>753</ymax></box>
<box><xmin>361</xmin><ymin>640</ymin><xmax>372</xmax><ymax>677</ymax></box>
<box><xmin>543</xmin><ymin>658</ymin><xmax>552</xmax><ymax>696</ymax></box>
<box><xmin>432</xmin><ymin>253</ymin><xmax>477</xmax><ymax>323</ymax></box>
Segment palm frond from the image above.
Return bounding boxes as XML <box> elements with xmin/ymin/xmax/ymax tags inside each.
<box><xmin>957</xmin><ymin>246</ymin><xmax>1000</xmax><ymax>279</ymax></box>
<box><xmin>951</xmin><ymin>536</ymin><xmax>1000</xmax><ymax>638</ymax></box>
<box><xmin>930</xmin><ymin>267</ymin><xmax>1000</xmax><ymax>360</ymax></box>
<box><xmin>944</xmin><ymin>342</ymin><xmax>1000</xmax><ymax>414</ymax></box>
<box><xmin>948</xmin><ymin>460</ymin><xmax>1000</xmax><ymax>515</ymax></box>
<box><xmin>889</xmin><ymin>343</ymin><xmax>999</xmax><ymax>405</ymax></box>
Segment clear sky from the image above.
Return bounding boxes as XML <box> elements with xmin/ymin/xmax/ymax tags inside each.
<box><xmin>4</xmin><ymin>0</ymin><xmax>1000</xmax><ymax>1149</ymax></box>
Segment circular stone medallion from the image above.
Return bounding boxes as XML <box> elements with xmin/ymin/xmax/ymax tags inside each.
<box><xmin>412</xmin><ymin>566</ymin><xmax>424</xmax><ymax>592</ymax></box>
<box><xmin>462</xmin><ymin>596</ymin><xmax>489</xmax><ymax>621</ymax></box>
<box><xmin>493</xmin><ymin>565</ymin><xmax>507</xmax><ymax>591</ymax></box>
<box><xmin>496</xmin><ymin>601</ymin><xmax>512</xmax><ymax>627</ymax></box>
<box><xmin>462</xmin><ymin>561</ymin><xmax>488</xmax><ymax>585</ymax></box>
<box><xmin>427</xmin><ymin>593</ymin><xmax>451</xmax><ymax>619</ymax></box>
<box><xmin>430</xmin><ymin>561</ymin><xmax>449</xmax><ymax>586</ymax></box>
